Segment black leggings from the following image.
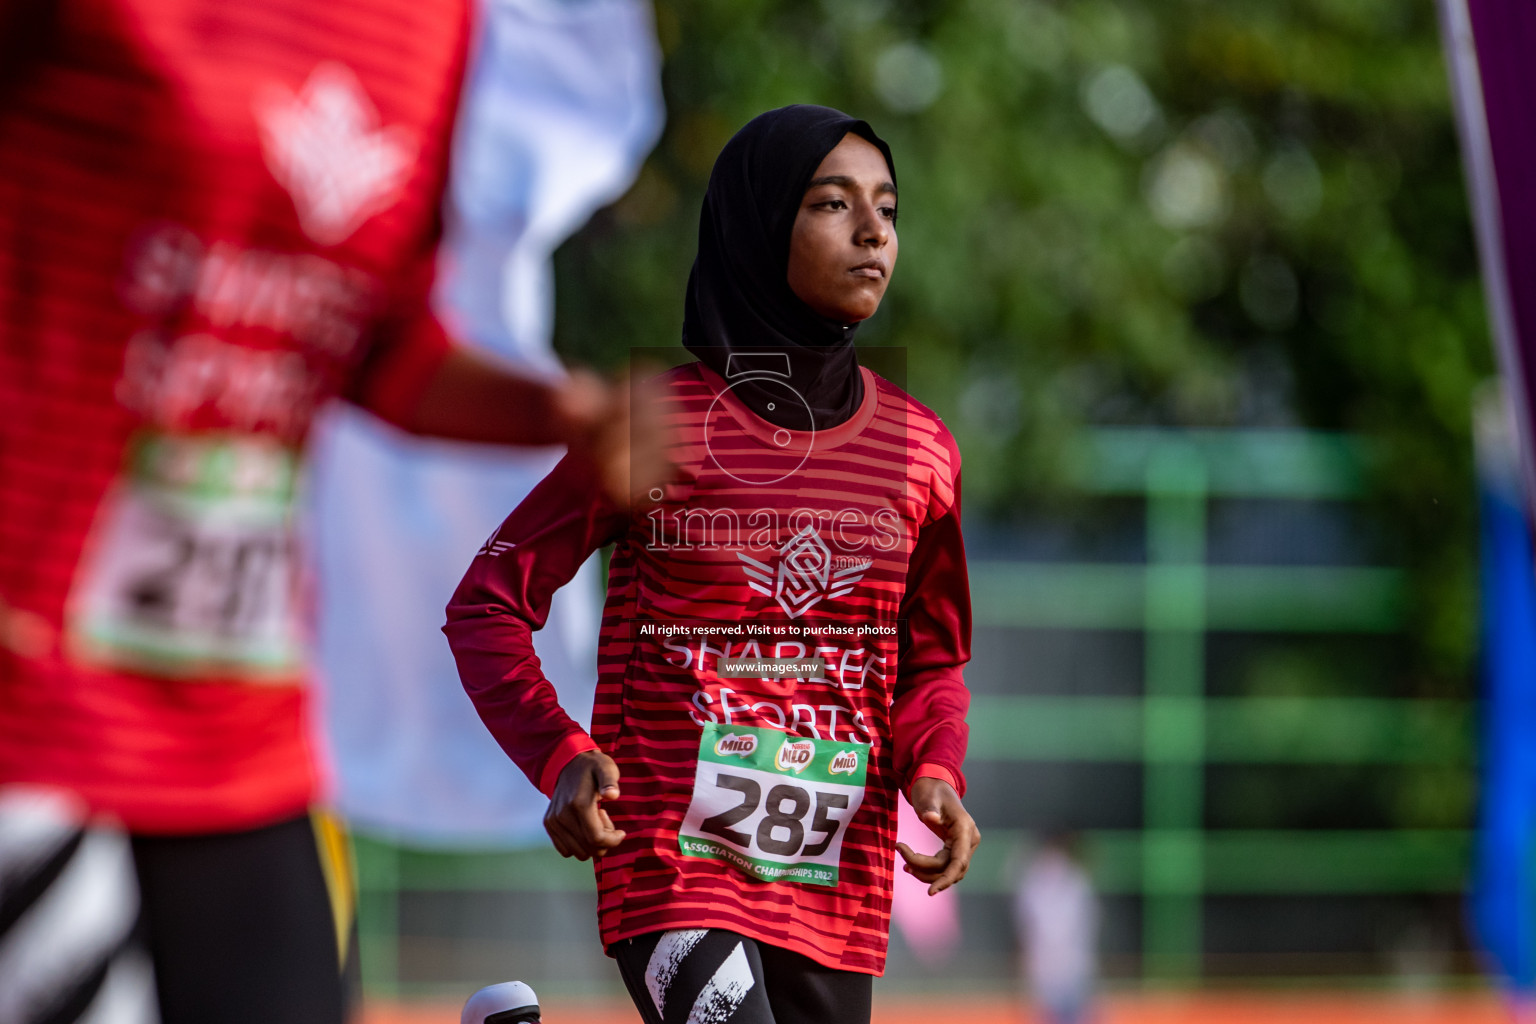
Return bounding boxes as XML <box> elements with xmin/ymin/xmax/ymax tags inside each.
<box><xmin>133</xmin><ymin>815</ymin><xmax>345</xmax><ymax>1024</ymax></box>
<box><xmin>612</xmin><ymin>929</ymin><xmax>872</xmax><ymax>1024</ymax></box>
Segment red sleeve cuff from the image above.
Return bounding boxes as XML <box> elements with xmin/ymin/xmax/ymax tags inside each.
<box><xmin>909</xmin><ymin>763</ymin><xmax>960</xmax><ymax>797</ymax></box>
<box><xmin>536</xmin><ymin>732</ymin><xmax>601</xmax><ymax>797</ymax></box>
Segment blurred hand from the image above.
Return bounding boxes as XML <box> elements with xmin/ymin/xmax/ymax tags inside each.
<box><xmin>896</xmin><ymin>777</ymin><xmax>980</xmax><ymax>895</ymax></box>
<box><xmin>0</xmin><ymin>593</ymin><xmax>52</xmax><ymax>659</ymax></box>
<box><xmin>555</xmin><ymin>369</ymin><xmax>670</xmax><ymax>508</ymax></box>
<box><xmin>545</xmin><ymin>749</ymin><xmax>626</xmax><ymax>860</ymax></box>
<box><xmin>402</xmin><ymin>352</ymin><xmax>671</xmax><ymax>505</ymax></box>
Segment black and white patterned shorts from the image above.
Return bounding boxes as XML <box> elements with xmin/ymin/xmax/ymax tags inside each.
<box><xmin>612</xmin><ymin>928</ymin><xmax>872</xmax><ymax>1024</ymax></box>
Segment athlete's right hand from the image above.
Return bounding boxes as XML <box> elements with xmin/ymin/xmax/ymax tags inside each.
<box><xmin>545</xmin><ymin>750</ymin><xmax>627</xmax><ymax>860</ymax></box>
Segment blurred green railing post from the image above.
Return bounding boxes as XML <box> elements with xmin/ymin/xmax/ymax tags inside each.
<box><xmin>1141</xmin><ymin>444</ymin><xmax>1208</xmax><ymax>980</ymax></box>
<box><xmin>357</xmin><ymin>837</ymin><xmax>400</xmax><ymax>999</ymax></box>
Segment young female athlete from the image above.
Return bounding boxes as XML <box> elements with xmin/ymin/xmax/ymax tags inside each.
<box><xmin>445</xmin><ymin>104</ymin><xmax>979</xmax><ymax>1024</ymax></box>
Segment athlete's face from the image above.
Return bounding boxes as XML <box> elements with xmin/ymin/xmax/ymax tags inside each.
<box><xmin>786</xmin><ymin>133</ymin><xmax>898</xmax><ymax>324</ymax></box>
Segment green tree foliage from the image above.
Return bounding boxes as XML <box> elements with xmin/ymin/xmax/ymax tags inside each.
<box><xmin>553</xmin><ymin>0</ymin><xmax>1490</xmax><ymax>697</ymax></box>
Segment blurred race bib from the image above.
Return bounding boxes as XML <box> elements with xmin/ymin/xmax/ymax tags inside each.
<box><xmin>67</xmin><ymin>433</ymin><xmax>304</xmax><ymax>682</ymax></box>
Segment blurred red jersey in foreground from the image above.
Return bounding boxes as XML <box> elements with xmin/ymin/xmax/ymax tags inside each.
<box><xmin>0</xmin><ymin>0</ymin><xmax>469</xmax><ymax>832</ymax></box>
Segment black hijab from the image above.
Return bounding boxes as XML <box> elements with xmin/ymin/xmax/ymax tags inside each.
<box><xmin>682</xmin><ymin>105</ymin><xmax>896</xmax><ymax>431</ymax></box>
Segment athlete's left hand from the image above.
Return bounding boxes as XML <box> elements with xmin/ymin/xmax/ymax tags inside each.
<box><xmin>897</xmin><ymin>778</ymin><xmax>981</xmax><ymax>896</ymax></box>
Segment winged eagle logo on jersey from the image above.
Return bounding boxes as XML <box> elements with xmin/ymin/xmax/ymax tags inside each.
<box><xmin>737</xmin><ymin>526</ymin><xmax>870</xmax><ymax>618</ymax></box>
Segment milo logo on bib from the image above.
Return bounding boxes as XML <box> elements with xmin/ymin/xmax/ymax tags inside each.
<box><xmin>714</xmin><ymin>733</ymin><xmax>758</xmax><ymax>757</ymax></box>
<box><xmin>679</xmin><ymin>722</ymin><xmax>869</xmax><ymax>887</ymax></box>
<box><xmin>774</xmin><ymin>739</ymin><xmax>814</xmax><ymax>773</ymax></box>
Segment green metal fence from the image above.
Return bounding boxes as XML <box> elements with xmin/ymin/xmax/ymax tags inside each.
<box><xmin>980</xmin><ymin>429</ymin><xmax>1463</xmax><ymax>978</ymax></box>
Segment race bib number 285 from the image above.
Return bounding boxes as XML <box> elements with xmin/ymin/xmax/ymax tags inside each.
<box><xmin>678</xmin><ymin>723</ymin><xmax>868</xmax><ymax>887</ymax></box>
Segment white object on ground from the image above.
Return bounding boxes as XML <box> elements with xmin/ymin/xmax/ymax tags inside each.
<box><xmin>461</xmin><ymin>980</ymin><xmax>540</xmax><ymax>1024</ymax></box>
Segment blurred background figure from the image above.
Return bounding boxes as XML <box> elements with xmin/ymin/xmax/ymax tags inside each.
<box><xmin>0</xmin><ymin>0</ymin><xmax>653</xmax><ymax>1020</ymax></box>
<box><xmin>1015</xmin><ymin>833</ymin><xmax>1099</xmax><ymax>1024</ymax></box>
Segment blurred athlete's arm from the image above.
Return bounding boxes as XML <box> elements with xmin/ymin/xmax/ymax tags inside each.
<box><xmin>404</xmin><ymin>347</ymin><xmax>599</xmax><ymax>446</ymax></box>
<box><xmin>442</xmin><ymin>454</ymin><xmax>629</xmax><ymax>859</ymax></box>
<box><xmin>346</xmin><ymin>300</ymin><xmax>663</xmax><ymax>502</ymax></box>
<box><xmin>890</xmin><ymin>473</ymin><xmax>981</xmax><ymax>895</ymax></box>
<box><xmin>407</xmin><ymin>349</ymin><xmax>657</xmax><ymax>505</ymax></box>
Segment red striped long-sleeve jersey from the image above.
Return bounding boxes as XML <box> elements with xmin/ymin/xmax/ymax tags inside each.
<box><xmin>445</xmin><ymin>361</ymin><xmax>971</xmax><ymax>974</ymax></box>
<box><xmin>0</xmin><ymin>0</ymin><xmax>469</xmax><ymax>832</ymax></box>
